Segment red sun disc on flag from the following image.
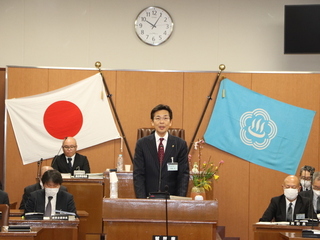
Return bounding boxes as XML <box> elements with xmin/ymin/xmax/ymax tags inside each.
<box><xmin>43</xmin><ymin>101</ymin><xmax>83</xmax><ymax>139</ymax></box>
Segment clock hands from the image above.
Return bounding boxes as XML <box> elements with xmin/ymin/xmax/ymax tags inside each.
<box><xmin>146</xmin><ymin>20</ymin><xmax>156</xmax><ymax>29</ymax></box>
<box><xmin>151</xmin><ymin>13</ymin><xmax>162</xmax><ymax>29</ymax></box>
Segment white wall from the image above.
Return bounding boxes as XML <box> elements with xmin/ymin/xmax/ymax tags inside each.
<box><xmin>0</xmin><ymin>0</ymin><xmax>320</xmax><ymax>72</ymax></box>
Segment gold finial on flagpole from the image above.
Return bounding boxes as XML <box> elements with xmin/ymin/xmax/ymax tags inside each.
<box><xmin>95</xmin><ymin>61</ymin><xmax>102</xmax><ymax>70</ymax></box>
<box><xmin>219</xmin><ymin>64</ymin><xmax>226</xmax><ymax>71</ymax></box>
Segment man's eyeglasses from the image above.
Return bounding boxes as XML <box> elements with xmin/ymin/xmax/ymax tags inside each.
<box><xmin>153</xmin><ymin>117</ymin><xmax>170</xmax><ymax>122</ymax></box>
<box><xmin>301</xmin><ymin>176</ymin><xmax>312</xmax><ymax>181</ymax></box>
<box><xmin>62</xmin><ymin>145</ymin><xmax>76</xmax><ymax>149</ymax></box>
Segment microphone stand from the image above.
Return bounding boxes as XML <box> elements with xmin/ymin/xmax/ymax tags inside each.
<box><xmin>165</xmin><ymin>188</ymin><xmax>169</xmax><ymax>237</ymax></box>
<box><xmin>36</xmin><ymin>158</ymin><xmax>43</xmax><ymax>180</ymax></box>
<box><xmin>188</xmin><ymin>64</ymin><xmax>226</xmax><ymax>154</ymax></box>
<box><xmin>95</xmin><ymin>62</ymin><xmax>133</xmax><ymax>163</ymax></box>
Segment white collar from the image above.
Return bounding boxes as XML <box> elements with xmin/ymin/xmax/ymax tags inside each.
<box><xmin>155</xmin><ymin>132</ymin><xmax>168</xmax><ymax>142</ymax></box>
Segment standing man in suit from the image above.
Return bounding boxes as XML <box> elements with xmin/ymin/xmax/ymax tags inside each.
<box><xmin>51</xmin><ymin>137</ymin><xmax>90</xmax><ymax>175</ymax></box>
<box><xmin>299</xmin><ymin>171</ymin><xmax>320</xmax><ymax>219</ymax></box>
<box><xmin>25</xmin><ymin>169</ymin><xmax>76</xmax><ymax>215</ymax></box>
<box><xmin>259</xmin><ymin>175</ymin><xmax>310</xmax><ymax>222</ymax></box>
<box><xmin>19</xmin><ymin>166</ymin><xmax>67</xmax><ymax>210</ymax></box>
<box><xmin>133</xmin><ymin>104</ymin><xmax>189</xmax><ymax>198</ymax></box>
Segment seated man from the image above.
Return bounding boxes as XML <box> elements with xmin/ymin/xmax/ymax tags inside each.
<box><xmin>52</xmin><ymin>137</ymin><xmax>90</xmax><ymax>175</ymax></box>
<box><xmin>259</xmin><ymin>175</ymin><xmax>310</xmax><ymax>222</ymax></box>
<box><xmin>25</xmin><ymin>169</ymin><xmax>76</xmax><ymax>216</ymax></box>
<box><xmin>19</xmin><ymin>166</ymin><xmax>67</xmax><ymax>210</ymax></box>
<box><xmin>299</xmin><ymin>171</ymin><xmax>320</xmax><ymax>219</ymax></box>
<box><xmin>0</xmin><ymin>190</ymin><xmax>9</xmax><ymax>205</ymax></box>
<box><xmin>299</xmin><ymin>165</ymin><xmax>315</xmax><ymax>191</ymax></box>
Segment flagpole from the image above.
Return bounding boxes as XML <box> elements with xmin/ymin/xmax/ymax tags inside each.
<box><xmin>95</xmin><ymin>62</ymin><xmax>133</xmax><ymax>163</ymax></box>
<box><xmin>188</xmin><ymin>64</ymin><xmax>226</xmax><ymax>154</ymax></box>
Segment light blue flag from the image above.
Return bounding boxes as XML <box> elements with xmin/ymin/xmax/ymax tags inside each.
<box><xmin>204</xmin><ymin>79</ymin><xmax>316</xmax><ymax>175</ymax></box>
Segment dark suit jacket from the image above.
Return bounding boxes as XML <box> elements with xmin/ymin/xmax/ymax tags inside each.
<box><xmin>0</xmin><ymin>190</ymin><xmax>9</xmax><ymax>205</ymax></box>
<box><xmin>51</xmin><ymin>153</ymin><xmax>90</xmax><ymax>174</ymax></box>
<box><xmin>299</xmin><ymin>190</ymin><xmax>317</xmax><ymax>218</ymax></box>
<box><xmin>259</xmin><ymin>194</ymin><xmax>310</xmax><ymax>222</ymax></box>
<box><xmin>133</xmin><ymin>133</ymin><xmax>189</xmax><ymax>198</ymax></box>
<box><xmin>24</xmin><ymin>189</ymin><xmax>76</xmax><ymax>214</ymax></box>
<box><xmin>19</xmin><ymin>182</ymin><xmax>67</xmax><ymax>210</ymax></box>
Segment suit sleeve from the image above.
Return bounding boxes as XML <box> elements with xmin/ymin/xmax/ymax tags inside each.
<box><xmin>3</xmin><ymin>191</ymin><xmax>9</xmax><ymax>205</ymax></box>
<box><xmin>19</xmin><ymin>188</ymin><xmax>29</xmax><ymax>210</ymax></box>
<box><xmin>133</xmin><ymin>139</ymin><xmax>147</xmax><ymax>198</ymax></box>
<box><xmin>82</xmin><ymin>156</ymin><xmax>90</xmax><ymax>173</ymax></box>
<box><xmin>176</xmin><ymin>139</ymin><xmax>189</xmax><ymax>197</ymax></box>
<box><xmin>67</xmin><ymin>194</ymin><xmax>77</xmax><ymax>214</ymax></box>
<box><xmin>24</xmin><ymin>194</ymin><xmax>37</xmax><ymax>213</ymax></box>
<box><xmin>259</xmin><ymin>197</ymin><xmax>277</xmax><ymax>222</ymax></box>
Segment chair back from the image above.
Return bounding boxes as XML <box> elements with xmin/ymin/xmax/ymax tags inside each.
<box><xmin>137</xmin><ymin>128</ymin><xmax>185</xmax><ymax>140</ymax></box>
<box><xmin>0</xmin><ymin>204</ymin><xmax>9</xmax><ymax>226</ymax></box>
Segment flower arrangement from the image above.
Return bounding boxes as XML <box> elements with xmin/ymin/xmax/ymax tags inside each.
<box><xmin>189</xmin><ymin>139</ymin><xmax>224</xmax><ymax>191</ymax></box>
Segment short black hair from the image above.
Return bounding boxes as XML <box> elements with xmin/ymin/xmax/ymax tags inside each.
<box><xmin>41</xmin><ymin>169</ymin><xmax>63</xmax><ymax>185</ymax></box>
<box><xmin>299</xmin><ymin>165</ymin><xmax>315</xmax><ymax>177</ymax></box>
<box><xmin>150</xmin><ymin>104</ymin><xmax>173</xmax><ymax>120</ymax></box>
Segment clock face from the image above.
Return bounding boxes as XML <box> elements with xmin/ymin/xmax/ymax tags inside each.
<box><xmin>135</xmin><ymin>6</ymin><xmax>174</xmax><ymax>46</ymax></box>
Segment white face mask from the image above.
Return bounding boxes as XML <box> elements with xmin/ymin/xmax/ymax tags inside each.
<box><xmin>45</xmin><ymin>187</ymin><xmax>59</xmax><ymax>196</ymax></box>
<box><xmin>313</xmin><ymin>189</ymin><xmax>320</xmax><ymax>197</ymax></box>
<box><xmin>284</xmin><ymin>188</ymin><xmax>298</xmax><ymax>201</ymax></box>
<box><xmin>300</xmin><ymin>179</ymin><xmax>311</xmax><ymax>189</ymax></box>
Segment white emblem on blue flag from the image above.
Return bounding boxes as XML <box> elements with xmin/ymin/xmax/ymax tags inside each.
<box><xmin>240</xmin><ymin>108</ymin><xmax>277</xmax><ymax>150</ymax></box>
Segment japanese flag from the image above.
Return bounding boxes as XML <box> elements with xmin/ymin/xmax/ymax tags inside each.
<box><xmin>6</xmin><ymin>73</ymin><xmax>120</xmax><ymax>165</ymax></box>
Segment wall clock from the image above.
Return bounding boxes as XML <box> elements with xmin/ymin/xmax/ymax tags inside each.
<box><xmin>134</xmin><ymin>6</ymin><xmax>174</xmax><ymax>46</ymax></box>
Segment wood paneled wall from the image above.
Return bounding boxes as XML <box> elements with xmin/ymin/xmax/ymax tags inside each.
<box><xmin>4</xmin><ymin>67</ymin><xmax>320</xmax><ymax>240</ymax></box>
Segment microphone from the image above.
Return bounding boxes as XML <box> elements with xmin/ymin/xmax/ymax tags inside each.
<box><xmin>164</xmin><ymin>185</ymin><xmax>169</xmax><ymax>237</ymax></box>
<box><xmin>37</xmin><ymin>158</ymin><xmax>43</xmax><ymax>179</ymax></box>
<box><xmin>158</xmin><ymin>163</ymin><xmax>162</xmax><ymax>192</ymax></box>
<box><xmin>51</xmin><ymin>137</ymin><xmax>67</xmax><ymax>168</ymax></box>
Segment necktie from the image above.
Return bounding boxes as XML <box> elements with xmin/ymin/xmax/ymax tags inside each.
<box><xmin>158</xmin><ymin>138</ymin><xmax>164</xmax><ymax>165</ymax></box>
<box><xmin>44</xmin><ymin>196</ymin><xmax>53</xmax><ymax>217</ymax></box>
<box><xmin>317</xmin><ymin>197</ymin><xmax>320</xmax><ymax>213</ymax></box>
<box><xmin>287</xmin><ymin>202</ymin><xmax>293</xmax><ymax>222</ymax></box>
<box><xmin>67</xmin><ymin>157</ymin><xmax>72</xmax><ymax>173</ymax></box>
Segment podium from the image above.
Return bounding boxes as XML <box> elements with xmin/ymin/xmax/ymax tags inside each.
<box><xmin>63</xmin><ymin>178</ymin><xmax>104</xmax><ymax>239</ymax></box>
<box><xmin>103</xmin><ymin>171</ymin><xmax>213</xmax><ymax>199</ymax></box>
<box><xmin>102</xmin><ymin>198</ymin><xmax>218</xmax><ymax>240</ymax></box>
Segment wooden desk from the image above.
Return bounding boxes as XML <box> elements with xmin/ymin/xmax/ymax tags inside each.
<box><xmin>280</xmin><ymin>232</ymin><xmax>311</xmax><ymax>240</ymax></box>
<box><xmin>9</xmin><ymin>217</ymin><xmax>79</xmax><ymax>240</ymax></box>
<box><xmin>253</xmin><ymin>223</ymin><xmax>316</xmax><ymax>240</ymax></box>
<box><xmin>63</xmin><ymin>178</ymin><xmax>104</xmax><ymax>239</ymax></box>
<box><xmin>10</xmin><ymin>209</ymin><xmax>88</xmax><ymax>240</ymax></box>
<box><xmin>102</xmin><ymin>198</ymin><xmax>218</xmax><ymax>240</ymax></box>
<box><xmin>0</xmin><ymin>227</ymin><xmax>43</xmax><ymax>240</ymax></box>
